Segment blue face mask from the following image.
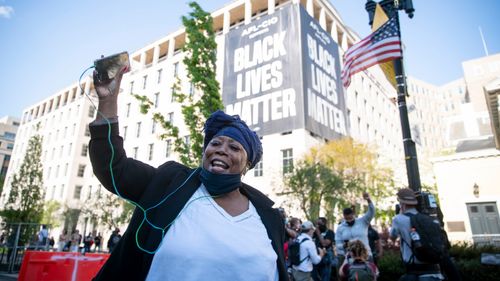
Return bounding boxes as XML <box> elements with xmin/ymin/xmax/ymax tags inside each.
<box><xmin>200</xmin><ymin>168</ymin><xmax>242</xmax><ymax>196</ymax></box>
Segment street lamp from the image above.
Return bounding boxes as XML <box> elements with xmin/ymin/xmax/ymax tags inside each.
<box><xmin>365</xmin><ymin>0</ymin><xmax>422</xmax><ymax>192</ymax></box>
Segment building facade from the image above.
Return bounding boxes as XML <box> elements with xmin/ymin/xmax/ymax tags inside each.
<box><xmin>431</xmin><ymin>53</ymin><xmax>500</xmax><ymax>244</ymax></box>
<box><xmin>0</xmin><ymin>116</ymin><xmax>20</xmax><ymax>185</ymax></box>
<box><xmin>2</xmin><ymin>0</ymin><xmax>445</xmax><ymax>238</ymax></box>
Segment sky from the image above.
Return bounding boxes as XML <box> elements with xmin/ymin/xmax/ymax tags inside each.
<box><xmin>1</xmin><ymin>0</ymin><xmax>499</xmax><ymax>118</ymax></box>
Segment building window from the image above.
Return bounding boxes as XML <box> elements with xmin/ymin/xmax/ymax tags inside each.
<box><xmin>130</xmin><ymin>81</ymin><xmax>134</xmax><ymax>93</ymax></box>
<box><xmin>81</xmin><ymin>144</ymin><xmax>88</xmax><ymax>156</ymax></box>
<box><xmin>157</xmin><ymin>69</ymin><xmax>163</xmax><ymax>84</ymax></box>
<box><xmin>143</xmin><ymin>75</ymin><xmax>148</xmax><ymax>89</ymax></box>
<box><xmin>136</xmin><ymin>122</ymin><xmax>142</xmax><ymax>137</ymax></box>
<box><xmin>148</xmin><ymin>143</ymin><xmax>154</xmax><ymax>161</ymax></box>
<box><xmin>85</xmin><ymin>126</ymin><xmax>90</xmax><ymax>137</ymax></box>
<box><xmin>123</xmin><ymin>126</ymin><xmax>128</xmax><ymax>140</ymax></box>
<box><xmin>154</xmin><ymin>92</ymin><xmax>160</xmax><ymax>108</ymax></box>
<box><xmin>168</xmin><ymin>112</ymin><xmax>174</xmax><ymax>124</ymax></box>
<box><xmin>254</xmin><ymin>161</ymin><xmax>263</xmax><ymax>177</ymax></box>
<box><xmin>184</xmin><ymin>136</ymin><xmax>190</xmax><ymax>147</ymax></box>
<box><xmin>133</xmin><ymin>147</ymin><xmax>138</xmax><ymax>159</ymax></box>
<box><xmin>74</xmin><ymin>185</ymin><xmax>82</xmax><ymax>199</ymax></box>
<box><xmin>4</xmin><ymin>132</ymin><xmax>15</xmax><ymax>140</ymax></box>
<box><xmin>189</xmin><ymin>82</ymin><xmax>194</xmax><ymax>96</ymax></box>
<box><xmin>151</xmin><ymin>120</ymin><xmax>156</xmax><ymax>134</ymax></box>
<box><xmin>174</xmin><ymin>62</ymin><xmax>179</xmax><ymax>77</ymax></box>
<box><xmin>165</xmin><ymin>140</ymin><xmax>172</xmax><ymax>157</ymax></box>
<box><xmin>282</xmin><ymin>148</ymin><xmax>293</xmax><ymax>174</ymax></box>
<box><xmin>55</xmin><ymin>165</ymin><xmax>60</xmax><ymax>178</ymax></box>
<box><xmin>88</xmin><ymin>106</ymin><xmax>96</xmax><ymax>118</ymax></box>
<box><xmin>6</xmin><ymin>143</ymin><xmax>13</xmax><ymax>150</ymax></box>
<box><xmin>77</xmin><ymin>164</ymin><xmax>85</xmax><ymax>177</ymax></box>
<box><xmin>64</xmin><ymin>163</ymin><xmax>68</xmax><ymax>176</ymax></box>
<box><xmin>126</xmin><ymin>103</ymin><xmax>131</xmax><ymax>117</ymax></box>
<box><xmin>68</xmin><ymin>143</ymin><xmax>72</xmax><ymax>155</ymax></box>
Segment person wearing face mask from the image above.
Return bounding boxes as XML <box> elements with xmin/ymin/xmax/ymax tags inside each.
<box><xmin>312</xmin><ymin>217</ymin><xmax>335</xmax><ymax>281</ymax></box>
<box><xmin>88</xmin><ymin>66</ymin><xmax>287</xmax><ymax>280</ymax></box>
<box><xmin>335</xmin><ymin>192</ymin><xmax>375</xmax><ymax>273</ymax></box>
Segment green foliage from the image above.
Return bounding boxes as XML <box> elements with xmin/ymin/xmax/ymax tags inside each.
<box><xmin>377</xmin><ymin>243</ymin><xmax>500</xmax><ymax>281</ymax></box>
<box><xmin>284</xmin><ymin>162</ymin><xmax>343</xmax><ymax>221</ymax></box>
<box><xmin>82</xmin><ymin>193</ymin><xmax>134</xmax><ymax>230</ymax></box>
<box><xmin>282</xmin><ymin>138</ymin><xmax>395</xmax><ymax>223</ymax></box>
<box><xmin>133</xmin><ymin>1</ymin><xmax>223</xmax><ymax>167</ymax></box>
<box><xmin>377</xmin><ymin>250</ymin><xmax>405</xmax><ymax>281</ymax></box>
<box><xmin>41</xmin><ymin>200</ymin><xmax>62</xmax><ymax>228</ymax></box>
<box><xmin>0</xmin><ymin>133</ymin><xmax>45</xmax><ymax>225</ymax></box>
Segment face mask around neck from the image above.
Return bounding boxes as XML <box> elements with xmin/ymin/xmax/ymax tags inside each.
<box><xmin>199</xmin><ymin>168</ymin><xmax>242</xmax><ymax>196</ymax></box>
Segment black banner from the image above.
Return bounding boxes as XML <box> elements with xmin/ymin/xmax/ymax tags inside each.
<box><xmin>299</xmin><ymin>5</ymin><xmax>348</xmax><ymax>139</ymax></box>
<box><xmin>223</xmin><ymin>4</ymin><xmax>303</xmax><ymax>135</ymax></box>
<box><xmin>222</xmin><ymin>4</ymin><xmax>348</xmax><ymax>139</ymax></box>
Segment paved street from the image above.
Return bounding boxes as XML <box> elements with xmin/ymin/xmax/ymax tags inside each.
<box><xmin>0</xmin><ymin>273</ymin><xmax>17</xmax><ymax>281</ymax></box>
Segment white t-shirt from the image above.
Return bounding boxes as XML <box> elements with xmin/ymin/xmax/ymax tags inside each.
<box><xmin>146</xmin><ymin>184</ymin><xmax>279</xmax><ymax>281</ymax></box>
<box><xmin>292</xmin><ymin>233</ymin><xmax>322</xmax><ymax>272</ymax></box>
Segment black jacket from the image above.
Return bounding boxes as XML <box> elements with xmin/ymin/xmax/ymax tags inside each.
<box><xmin>89</xmin><ymin>122</ymin><xmax>288</xmax><ymax>280</ymax></box>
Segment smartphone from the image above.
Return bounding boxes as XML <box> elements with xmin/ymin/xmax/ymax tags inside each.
<box><xmin>94</xmin><ymin>51</ymin><xmax>130</xmax><ymax>82</ymax></box>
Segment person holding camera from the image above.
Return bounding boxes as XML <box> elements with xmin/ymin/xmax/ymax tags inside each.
<box><xmin>335</xmin><ymin>192</ymin><xmax>375</xmax><ymax>268</ymax></box>
<box><xmin>292</xmin><ymin>221</ymin><xmax>326</xmax><ymax>281</ymax></box>
<box><xmin>338</xmin><ymin>240</ymin><xmax>378</xmax><ymax>281</ymax></box>
<box><xmin>89</xmin><ymin>65</ymin><xmax>287</xmax><ymax>280</ymax></box>
<box><xmin>390</xmin><ymin>188</ymin><xmax>444</xmax><ymax>281</ymax></box>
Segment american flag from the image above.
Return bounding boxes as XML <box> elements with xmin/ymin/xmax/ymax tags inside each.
<box><xmin>341</xmin><ymin>17</ymin><xmax>402</xmax><ymax>88</ymax></box>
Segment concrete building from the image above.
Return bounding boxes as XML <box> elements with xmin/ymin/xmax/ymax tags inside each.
<box><xmin>2</xmin><ymin>0</ymin><xmax>445</xmax><ymax>238</ymax></box>
<box><xmin>432</xmin><ymin>53</ymin><xmax>500</xmax><ymax>245</ymax></box>
<box><xmin>0</xmin><ymin>116</ymin><xmax>20</xmax><ymax>185</ymax></box>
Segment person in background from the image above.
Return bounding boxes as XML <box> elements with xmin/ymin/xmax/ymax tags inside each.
<box><xmin>367</xmin><ymin>225</ymin><xmax>382</xmax><ymax>265</ymax></box>
<box><xmin>107</xmin><ymin>228</ymin><xmax>121</xmax><ymax>253</ymax></box>
<box><xmin>292</xmin><ymin>221</ymin><xmax>326</xmax><ymax>281</ymax></box>
<box><xmin>94</xmin><ymin>232</ymin><xmax>103</xmax><ymax>253</ymax></box>
<box><xmin>335</xmin><ymin>192</ymin><xmax>375</xmax><ymax>266</ymax></box>
<box><xmin>339</xmin><ymin>240</ymin><xmax>378</xmax><ymax>281</ymax></box>
<box><xmin>390</xmin><ymin>188</ymin><xmax>443</xmax><ymax>280</ymax></box>
<box><xmin>84</xmin><ymin>232</ymin><xmax>94</xmax><ymax>253</ymax></box>
<box><xmin>37</xmin><ymin>225</ymin><xmax>49</xmax><ymax>250</ymax></box>
<box><xmin>312</xmin><ymin>217</ymin><xmax>335</xmax><ymax>281</ymax></box>
<box><xmin>70</xmin><ymin>229</ymin><xmax>82</xmax><ymax>252</ymax></box>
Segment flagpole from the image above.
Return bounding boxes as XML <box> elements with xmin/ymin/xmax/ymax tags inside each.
<box><xmin>366</xmin><ymin>0</ymin><xmax>421</xmax><ymax>192</ymax></box>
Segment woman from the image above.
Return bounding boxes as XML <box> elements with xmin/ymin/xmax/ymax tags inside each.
<box><xmin>339</xmin><ymin>240</ymin><xmax>379</xmax><ymax>281</ymax></box>
<box><xmin>89</xmin><ymin>66</ymin><xmax>286</xmax><ymax>280</ymax></box>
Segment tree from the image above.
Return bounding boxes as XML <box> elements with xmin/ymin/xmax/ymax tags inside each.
<box><xmin>0</xmin><ymin>133</ymin><xmax>45</xmax><ymax>224</ymax></box>
<box><xmin>282</xmin><ymin>138</ymin><xmax>395</xmax><ymax>224</ymax></box>
<box><xmin>135</xmin><ymin>1</ymin><xmax>223</xmax><ymax>167</ymax></box>
<box><xmin>284</xmin><ymin>161</ymin><xmax>343</xmax><ymax>222</ymax></box>
<box><xmin>41</xmin><ymin>200</ymin><xmax>62</xmax><ymax>229</ymax></box>
<box><xmin>82</xmin><ymin>192</ymin><xmax>134</xmax><ymax>230</ymax></box>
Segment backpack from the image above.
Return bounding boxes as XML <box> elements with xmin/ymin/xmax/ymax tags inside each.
<box><xmin>348</xmin><ymin>262</ymin><xmax>374</xmax><ymax>281</ymax></box>
<box><xmin>288</xmin><ymin>237</ymin><xmax>309</xmax><ymax>266</ymax></box>
<box><xmin>405</xmin><ymin>213</ymin><xmax>446</xmax><ymax>264</ymax></box>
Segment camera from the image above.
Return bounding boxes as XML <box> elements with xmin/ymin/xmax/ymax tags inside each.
<box><xmin>416</xmin><ymin>191</ymin><xmax>438</xmax><ymax>216</ymax></box>
<box><xmin>94</xmin><ymin>51</ymin><xmax>130</xmax><ymax>82</ymax></box>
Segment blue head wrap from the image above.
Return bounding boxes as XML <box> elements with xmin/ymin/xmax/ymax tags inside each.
<box><xmin>203</xmin><ymin>110</ymin><xmax>262</xmax><ymax>169</ymax></box>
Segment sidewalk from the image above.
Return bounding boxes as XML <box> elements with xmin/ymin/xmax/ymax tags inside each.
<box><xmin>0</xmin><ymin>273</ymin><xmax>18</xmax><ymax>281</ymax></box>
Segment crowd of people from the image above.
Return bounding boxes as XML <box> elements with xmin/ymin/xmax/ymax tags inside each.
<box><xmin>281</xmin><ymin>189</ymin><xmax>460</xmax><ymax>281</ymax></box>
<box><xmin>34</xmin><ymin>227</ymin><xmax>119</xmax><ymax>254</ymax></box>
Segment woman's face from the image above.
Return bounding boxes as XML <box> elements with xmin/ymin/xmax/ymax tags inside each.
<box><xmin>202</xmin><ymin>135</ymin><xmax>248</xmax><ymax>174</ymax></box>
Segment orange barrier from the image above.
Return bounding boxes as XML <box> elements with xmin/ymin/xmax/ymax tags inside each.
<box><xmin>18</xmin><ymin>251</ymin><xmax>109</xmax><ymax>281</ymax></box>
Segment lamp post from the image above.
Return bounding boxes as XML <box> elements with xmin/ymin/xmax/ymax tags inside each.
<box><xmin>365</xmin><ymin>0</ymin><xmax>421</xmax><ymax>192</ymax></box>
